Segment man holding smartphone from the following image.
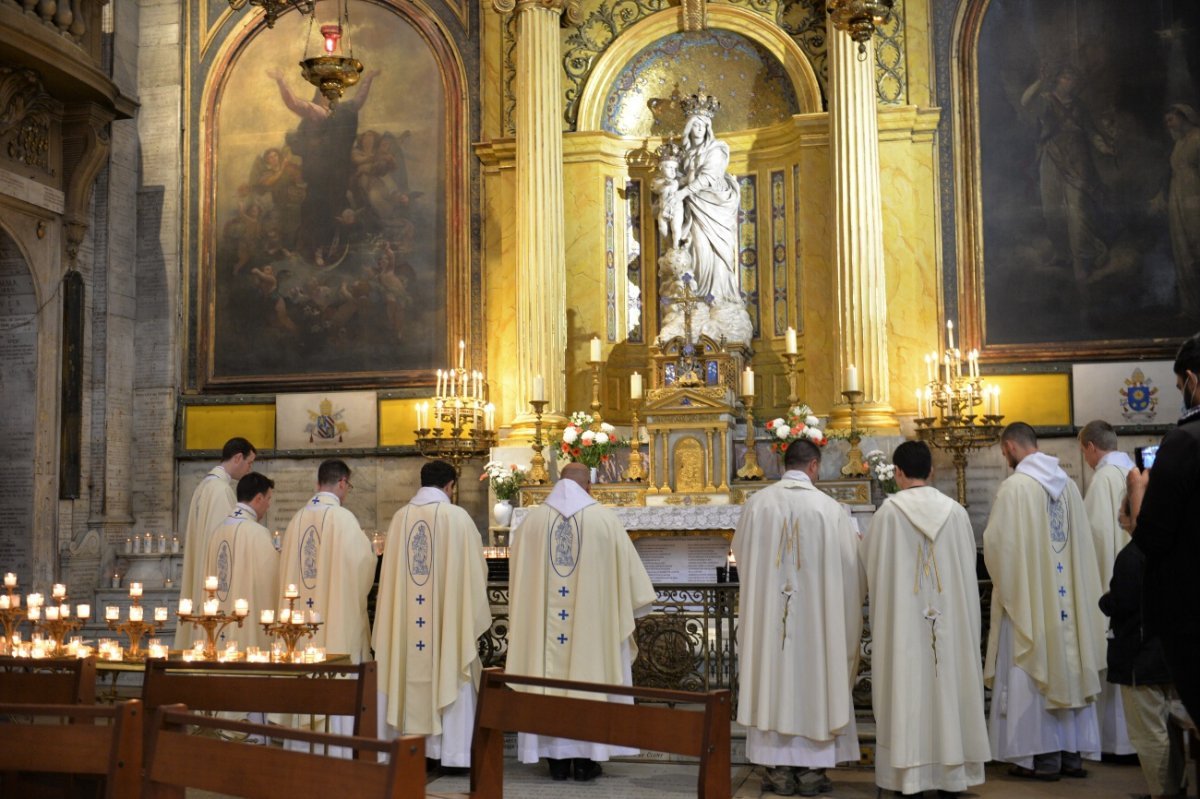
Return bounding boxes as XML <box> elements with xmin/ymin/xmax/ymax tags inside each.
<box><xmin>1126</xmin><ymin>332</ymin><xmax>1200</xmax><ymax>724</ymax></box>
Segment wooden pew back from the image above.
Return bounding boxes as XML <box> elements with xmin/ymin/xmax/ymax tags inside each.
<box><xmin>142</xmin><ymin>705</ymin><xmax>424</xmax><ymax>799</ymax></box>
<box><xmin>0</xmin><ymin>699</ymin><xmax>142</xmax><ymax>799</ymax></box>
<box><xmin>0</xmin><ymin>655</ymin><xmax>97</xmax><ymax>704</ymax></box>
<box><xmin>468</xmin><ymin>669</ymin><xmax>731</xmax><ymax>799</ymax></box>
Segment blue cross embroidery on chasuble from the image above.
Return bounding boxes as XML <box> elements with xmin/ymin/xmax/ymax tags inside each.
<box><xmin>1061</xmin><ymin>610</ymin><xmax>1069</xmax><ymax>621</ymax></box>
<box><xmin>416</xmin><ymin>617</ymin><xmax>425</xmax><ymax>627</ymax></box>
<box><xmin>557</xmin><ymin>634</ymin><xmax>568</xmax><ymax>645</ymax></box>
<box><xmin>558</xmin><ymin>586</ymin><xmax>570</xmax><ymax>597</ymax></box>
<box><xmin>558</xmin><ymin>609</ymin><xmax>569</xmax><ymax>620</ymax></box>
<box><xmin>306</xmin><ymin>597</ymin><xmax>315</xmax><ymax>608</ymax></box>
<box><xmin>416</xmin><ymin>640</ymin><xmax>426</xmax><ymax>651</ymax></box>
<box><xmin>1058</xmin><ymin>586</ymin><xmax>1067</xmax><ymax>597</ymax></box>
<box><xmin>416</xmin><ymin>594</ymin><xmax>426</xmax><ymax>605</ymax></box>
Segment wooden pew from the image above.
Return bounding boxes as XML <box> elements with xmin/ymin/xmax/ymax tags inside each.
<box><xmin>462</xmin><ymin>669</ymin><xmax>731</xmax><ymax>799</ymax></box>
<box><xmin>0</xmin><ymin>699</ymin><xmax>142</xmax><ymax>799</ymax></box>
<box><xmin>142</xmin><ymin>704</ymin><xmax>424</xmax><ymax>799</ymax></box>
<box><xmin>141</xmin><ymin>659</ymin><xmax>377</xmax><ymax>758</ymax></box>
<box><xmin>0</xmin><ymin>655</ymin><xmax>97</xmax><ymax>705</ymax></box>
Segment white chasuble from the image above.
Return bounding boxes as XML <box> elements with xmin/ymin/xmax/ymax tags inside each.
<box><xmin>1083</xmin><ymin>453</ymin><xmax>1136</xmax><ymax>756</ymax></box>
<box><xmin>205</xmin><ymin>503</ymin><xmax>279</xmax><ymax>650</ymax></box>
<box><xmin>862</xmin><ymin>486</ymin><xmax>989</xmax><ymax>793</ymax></box>
<box><xmin>507</xmin><ymin>481</ymin><xmax>656</xmax><ymax>763</ymax></box>
<box><xmin>175</xmin><ymin>466</ymin><xmax>236</xmax><ymax>648</ymax></box>
<box><xmin>278</xmin><ymin>492</ymin><xmax>376</xmax><ymax>662</ymax></box>
<box><xmin>372</xmin><ymin>489</ymin><xmax>490</xmax><ymax>766</ymax></box>
<box><xmin>983</xmin><ymin>455</ymin><xmax>1105</xmax><ymax>765</ymax></box>
<box><xmin>732</xmin><ymin>472</ymin><xmax>865</xmax><ymax>768</ymax></box>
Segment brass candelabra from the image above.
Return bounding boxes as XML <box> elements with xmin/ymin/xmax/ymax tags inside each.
<box><xmin>0</xmin><ymin>582</ymin><xmax>25</xmax><ymax>644</ymax></box>
<box><xmin>588</xmin><ymin>358</ymin><xmax>604</xmax><ymax>425</ymax></box>
<box><xmin>736</xmin><ymin>394</ymin><xmax>765</xmax><ymax>480</ymax></box>
<box><xmin>35</xmin><ymin>602</ymin><xmax>87</xmax><ymax>658</ymax></box>
<box><xmin>176</xmin><ymin>586</ymin><xmax>248</xmax><ymax>660</ymax></box>
<box><xmin>107</xmin><ymin>598</ymin><xmax>165</xmax><ymax>659</ymax></box>
<box><xmin>914</xmin><ymin>414</ymin><xmax>1004</xmax><ymax>507</ymax></box>
<box><xmin>260</xmin><ymin>595</ymin><xmax>323</xmax><ymax>662</ymax></box>
<box><xmin>626</xmin><ymin>398</ymin><xmax>646</xmax><ymax>482</ymax></box>
<box><xmin>415</xmin><ymin>351</ymin><xmax>497</xmax><ymax>474</ymax></box>
<box><xmin>840</xmin><ymin>390</ymin><xmax>868</xmax><ymax>477</ymax></box>
<box><xmin>527</xmin><ymin>399</ymin><xmax>550</xmax><ymax>484</ymax></box>
<box><xmin>783</xmin><ymin>352</ymin><xmax>800</xmax><ymax>406</ymax></box>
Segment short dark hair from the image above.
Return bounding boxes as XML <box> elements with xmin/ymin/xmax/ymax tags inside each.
<box><xmin>1078</xmin><ymin>419</ymin><xmax>1118</xmax><ymax>451</ymax></box>
<box><xmin>892</xmin><ymin>440</ymin><xmax>932</xmax><ymax>480</ymax></box>
<box><xmin>317</xmin><ymin>459</ymin><xmax>351</xmax><ymax>487</ymax></box>
<box><xmin>222</xmin><ymin>437</ymin><xmax>257</xmax><ymax>461</ymax></box>
<box><xmin>783</xmin><ymin>439</ymin><xmax>822</xmax><ymax>470</ymax></box>
<box><xmin>236</xmin><ymin>472</ymin><xmax>275</xmax><ymax>503</ymax></box>
<box><xmin>1174</xmin><ymin>332</ymin><xmax>1200</xmax><ymax>376</ymax></box>
<box><xmin>1001</xmin><ymin>422</ymin><xmax>1038</xmax><ymax>448</ymax></box>
<box><xmin>421</xmin><ymin>460</ymin><xmax>456</xmax><ymax>488</ymax></box>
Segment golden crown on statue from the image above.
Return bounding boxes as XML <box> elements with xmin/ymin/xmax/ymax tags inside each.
<box><xmin>655</xmin><ymin>139</ymin><xmax>683</xmax><ymax>163</ymax></box>
<box><xmin>680</xmin><ymin>89</ymin><xmax>720</xmax><ymax>120</ymax></box>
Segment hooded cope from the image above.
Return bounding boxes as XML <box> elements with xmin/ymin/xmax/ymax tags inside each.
<box><xmin>176</xmin><ymin>466</ymin><xmax>237</xmax><ymax>648</ymax></box>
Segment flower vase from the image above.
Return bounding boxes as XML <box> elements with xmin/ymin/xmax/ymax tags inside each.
<box><xmin>589</xmin><ymin>466</ymin><xmax>599</xmax><ymax>484</ymax></box>
<box><xmin>493</xmin><ymin>499</ymin><xmax>513</xmax><ymax>528</ymax></box>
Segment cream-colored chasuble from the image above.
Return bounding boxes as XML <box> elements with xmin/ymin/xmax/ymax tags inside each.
<box><xmin>507</xmin><ymin>481</ymin><xmax>656</xmax><ymax>762</ymax></box>
<box><xmin>863</xmin><ymin>486</ymin><xmax>989</xmax><ymax>793</ymax></box>
<box><xmin>372</xmin><ymin>488</ymin><xmax>490</xmax><ymax>763</ymax></box>
<box><xmin>206</xmin><ymin>503</ymin><xmax>279</xmax><ymax>650</ymax></box>
<box><xmin>175</xmin><ymin>466</ymin><xmax>236</xmax><ymax>648</ymax></box>
<box><xmin>277</xmin><ymin>492</ymin><xmax>376</xmax><ymax>662</ymax></box>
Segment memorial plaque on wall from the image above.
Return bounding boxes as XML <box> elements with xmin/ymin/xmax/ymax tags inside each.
<box><xmin>0</xmin><ymin>234</ymin><xmax>36</xmax><ymax>575</ymax></box>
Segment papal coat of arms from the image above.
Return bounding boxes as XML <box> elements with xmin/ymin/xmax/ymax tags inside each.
<box><xmin>305</xmin><ymin>397</ymin><xmax>349</xmax><ymax>443</ymax></box>
<box><xmin>1119</xmin><ymin>368</ymin><xmax>1159</xmax><ymax>422</ymax></box>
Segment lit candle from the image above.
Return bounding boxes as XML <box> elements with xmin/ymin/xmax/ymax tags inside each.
<box><xmin>171</xmin><ymin>535</ymin><xmax>180</xmax><ymax>554</ymax></box>
<box><xmin>0</xmin><ymin>595</ymin><xmax>8</xmax><ymax>610</ymax></box>
<box><xmin>158</xmin><ymin>534</ymin><xmax>167</xmax><ymax>553</ymax></box>
<box><xmin>291</xmin><ymin>610</ymin><xmax>304</xmax><ymax>625</ymax></box>
<box><xmin>27</xmin><ymin>593</ymin><xmax>42</xmax><ymax>608</ymax></box>
<box><xmin>261</xmin><ymin>609</ymin><xmax>275</xmax><ymax>625</ymax></box>
<box><xmin>741</xmin><ymin>366</ymin><xmax>755</xmax><ymax>397</ymax></box>
<box><xmin>124</xmin><ymin>537</ymin><xmax>132</xmax><ymax>553</ymax></box>
<box><xmin>630</xmin><ymin>372</ymin><xmax>643</xmax><ymax>400</ymax></box>
<box><xmin>45</xmin><ymin>606</ymin><xmax>59</xmax><ymax>621</ymax></box>
<box><xmin>947</xmin><ymin>320</ymin><xmax>955</xmax><ymax>351</ymax></box>
<box><xmin>532</xmin><ymin>374</ymin><xmax>545</xmax><ymax>403</ymax></box>
<box><xmin>436</xmin><ymin>369</ymin><xmax>443</xmax><ymax>397</ymax></box>
<box><xmin>202</xmin><ymin>599</ymin><xmax>219</xmax><ymax>616</ymax></box>
<box><xmin>785</xmin><ymin>326</ymin><xmax>797</xmax><ymax>355</ymax></box>
<box><xmin>459</xmin><ymin>339</ymin><xmax>466</xmax><ymax>370</ymax></box>
<box><xmin>28</xmin><ymin>606</ymin><xmax>40</xmax><ymax>620</ymax></box>
<box><xmin>285</xmin><ymin>584</ymin><xmax>299</xmax><ymax>599</ymax></box>
<box><xmin>178</xmin><ymin>598</ymin><xmax>193</xmax><ymax>615</ymax></box>
<box><xmin>154</xmin><ymin>607</ymin><xmax>168</xmax><ymax>622</ymax></box>
<box><xmin>129</xmin><ymin>582</ymin><xmax>143</xmax><ymax>598</ymax></box>
<box><xmin>993</xmin><ymin>386</ymin><xmax>1001</xmax><ymax>416</ymax></box>
<box><xmin>51</xmin><ymin>583</ymin><xmax>66</xmax><ymax>600</ymax></box>
<box><xmin>106</xmin><ymin>605</ymin><xmax>119</xmax><ymax>621</ymax></box>
<box><xmin>590</xmin><ymin>336</ymin><xmax>602</xmax><ymax>363</ymax></box>
<box><xmin>484</xmin><ymin>402</ymin><xmax>495</xmax><ymax>431</ymax></box>
<box><xmin>128</xmin><ymin>606</ymin><xmax>143</xmax><ymax>623</ymax></box>
<box><xmin>234</xmin><ymin>599</ymin><xmax>249</xmax><ymax>617</ymax></box>
<box><xmin>845</xmin><ymin>364</ymin><xmax>860</xmax><ymax>392</ymax></box>
<box><xmin>3</xmin><ymin>573</ymin><xmax>15</xmax><ymax>588</ymax></box>
<box><xmin>309</xmin><ymin>610</ymin><xmax>322</xmax><ymax>624</ymax></box>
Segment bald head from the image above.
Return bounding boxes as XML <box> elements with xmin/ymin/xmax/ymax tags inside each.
<box><xmin>560</xmin><ymin>462</ymin><xmax>591</xmax><ymax>492</ymax></box>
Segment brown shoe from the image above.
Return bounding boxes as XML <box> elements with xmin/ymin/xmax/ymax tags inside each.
<box><xmin>1007</xmin><ymin>764</ymin><xmax>1061</xmax><ymax>782</ymax></box>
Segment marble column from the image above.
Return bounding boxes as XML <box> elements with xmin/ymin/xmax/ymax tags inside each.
<box><xmin>828</xmin><ymin>25</ymin><xmax>898</xmax><ymax>432</ymax></box>
<box><xmin>493</xmin><ymin>0</ymin><xmax>579</xmax><ymax>437</ymax></box>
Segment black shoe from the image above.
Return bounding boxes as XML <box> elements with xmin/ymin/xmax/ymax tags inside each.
<box><xmin>548</xmin><ymin>758</ymin><xmax>571</xmax><ymax>781</ymax></box>
<box><xmin>573</xmin><ymin>758</ymin><xmax>603</xmax><ymax>782</ymax></box>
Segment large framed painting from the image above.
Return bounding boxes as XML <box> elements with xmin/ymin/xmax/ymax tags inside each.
<box><xmin>196</xmin><ymin>2</ymin><xmax>469</xmax><ymax>388</ymax></box>
<box><xmin>955</xmin><ymin>0</ymin><xmax>1200</xmax><ymax>360</ymax></box>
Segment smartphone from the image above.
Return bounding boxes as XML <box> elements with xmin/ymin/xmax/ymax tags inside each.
<box><xmin>1135</xmin><ymin>445</ymin><xmax>1160</xmax><ymax>470</ymax></box>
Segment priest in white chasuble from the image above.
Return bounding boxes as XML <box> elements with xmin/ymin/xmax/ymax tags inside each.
<box><xmin>278</xmin><ymin>459</ymin><xmax>376</xmax><ymax>662</ymax></box>
<box><xmin>176</xmin><ymin>437</ymin><xmax>257</xmax><ymax>648</ymax></box>
<box><xmin>1078</xmin><ymin>419</ymin><xmax>1137</xmax><ymax>757</ymax></box>
<box><xmin>506</xmin><ymin>462</ymin><xmax>656</xmax><ymax>783</ymax></box>
<box><xmin>862</xmin><ymin>441</ymin><xmax>989</xmax><ymax>796</ymax></box>
<box><xmin>205</xmin><ymin>472</ymin><xmax>279</xmax><ymax>651</ymax></box>
<box><xmin>984</xmin><ymin>422</ymin><xmax>1106</xmax><ymax>780</ymax></box>
<box><xmin>733</xmin><ymin>438</ymin><xmax>865</xmax><ymax>798</ymax></box>
<box><xmin>372</xmin><ymin>460</ymin><xmax>491</xmax><ymax>767</ymax></box>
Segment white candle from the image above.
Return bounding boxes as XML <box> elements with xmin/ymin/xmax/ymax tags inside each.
<box><xmin>261</xmin><ymin>609</ymin><xmax>275</xmax><ymax>624</ymax></box>
<box><xmin>128</xmin><ymin>606</ymin><xmax>143</xmax><ymax>623</ymax></box>
<box><xmin>105</xmin><ymin>605</ymin><xmax>119</xmax><ymax>621</ymax></box>
<box><xmin>291</xmin><ymin>610</ymin><xmax>304</xmax><ymax>625</ymax></box>
<box><xmin>51</xmin><ymin>583</ymin><xmax>66</xmax><ymax>599</ymax></box>
<box><xmin>0</xmin><ymin>595</ymin><xmax>9</xmax><ymax>610</ymax></box>
<box><xmin>532</xmin><ymin>374</ymin><xmax>545</xmax><ymax>403</ymax></box>
<box><xmin>171</xmin><ymin>536</ymin><xmax>180</xmax><ymax>554</ymax></box>
<box><xmin>234</xmin><ymin>599</ymin><xmax>249</xmax><ymax>617</ymax></box>
<box><xmin>202</xmin><ymin>599</ymin><xmax>218</xmax><ymax>616</ymax></box>
<box><xmin>946</xmin><ymin>320</ymin><xmax>955</xmax><ymax>351</ymax></box>
<box><xmin>45</xmin><ymin>606</ymin><xmax>59</xmax><ymax>621</ymax></box>
<box><xmin>845</xmin><ymin>364</ymin><xmax>860</xmax><ymax>392</ymax></box>
<box><xmin>484</xmin><ymin>403</ymin><xmax>495</xmax><ymax>431</ymax></box>
<box><xmin>993</xmin><ymin>386</ymin><xmax>1001</xmax><ymax>416</ymax></box>
<box><xmin>28</xmin><ymin>606</ymin><xmax>40</xmax><ymax>620</ymax></box>
<box><xmin>3</xmin><ymin>573</ymin><xmax>15</xmax><ymax>588</ymax></box>
<box><xmin>630</xmin><ymin>372</ymin><xmax>643</xmax><ymax>400</ymax></box>
<box><xmin>285</xmin><ymin>584</ymin><xmax>299</xmax><ymax>599</ymax></box>
<box><xmin>741</xmin><ymin>366</ymin><xmax>755</xmax><ymax>397</ymax></box>
<box><xmin>204</xmin><ymin>576</ymin><xmax>218</xmax><ymax>592</ymax></box>
<box><xmin>308</xmin><ymin>610</ymin><xmax>322</xmax><ymax>624</ymax></box>
<box><xmin>590</xmin><ymin>336</ymin><xmax>602</xmax><ymax>363</ymax></box>
<box><xmin>458</xmin><ymin>339</ymin><xmax>466</xmax><ymax>370</ymax></box>
<box><xmin>75</xmin><ymin>604</ymin><xmax>89</xmax><ymax>619</ymax></box>
<box><xmin>129</xmin><ymin>582</ymin><xmax>143</xmax><ymax>598</ymax></box>
<box><xmin>178</xmin><ymin>598</ymin><xmax>193</xmax><ymax>615</ymax></box>
<box><xmin>27</xmin><ymin>593</ymin><xmax>42</xmax><ymax>608</ymax></box>
<box><xmin>785</xmin><ymin>327</ymin><xmax>797</xmax><ymax>355</ymax></box>
<box><xmin>916</xmin><ymin>389</ymin><xmax>924</xmax><ymax>418</ymax></box>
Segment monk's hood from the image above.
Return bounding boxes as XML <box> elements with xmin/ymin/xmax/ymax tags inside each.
<box><xmin>886</xmin><ymin>485</ymin><xmax>956</xmax><ymax>541</ymax></box>
<box><xmin>544</xmin><ymin>479</ymin><xmax>596</xmax><ymax>519</ymax></box>
<box><xmin>1015</xmin><ymin>451</ymin><xmax>1069</xmax><ymax>500</ymax></box>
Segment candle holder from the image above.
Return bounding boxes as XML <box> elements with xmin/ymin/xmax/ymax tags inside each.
<box><xmin>736</xmin><ymin>394</ymin><xmax>765</xmax><ymax>480</ymax></box>
<box><xmin>782</xmin><ymin>352</ymin><xmax>800</xmax><ymax>406</ymax></box>
<box><xmin>107</xmin><ymin>596</ymin><xmax>165</xmax><ymax>659</ymax></box>
<box><xmin>588</xmin><ymin>359</ymin><xmax>604</xmax><ymax>426</ymax></box>
<box><xmin>840</xmin><ymin>389</ymin><xmax>869</xmax><ymax>478</ymax></box>
<box><xmin>0</xmin><ymin>582</ymin><xmax>25</xmax><ymax>644</ymax></box>
<box><xmin>414</xmin><ymin>357</ymin><xmax>497</xmax><ymax>474</ymax></box>
<box><xmin>625</xmin><ymin>398</ymin><xmax>646</xmax><ymax>482</ymax></box>
<box><xmin>527</xmin><ymin>399</ymin><xmax>550</xmax><ymax>484</ymax></box>
<box><xmin>260</xmin><ymin>594</ymin><xmax>323</xmax><ymax>663</ymax></box>
<box><xmin>176</xmin><ymin>586</ymin><xmax>248</xmax><ymax>660</ymax></box>
<box><xmin>914</xmin><ymin>414</ymin><xmax>1004</xmax><ymax>507</ymax></box>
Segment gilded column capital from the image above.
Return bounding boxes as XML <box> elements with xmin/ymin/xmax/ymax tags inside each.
<box><xmin>492</xmin><ymin>0</ymin><xmax>582</xmax><ymax>25</ymax></box>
